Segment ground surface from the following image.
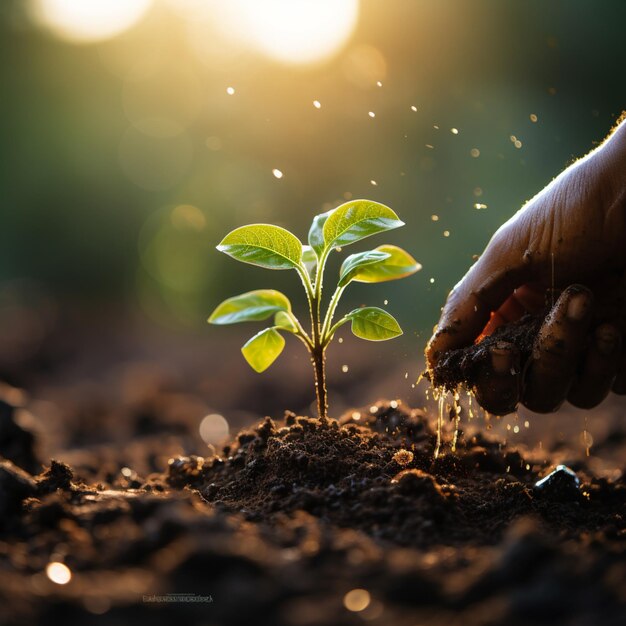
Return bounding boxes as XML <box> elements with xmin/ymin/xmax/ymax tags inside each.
<box><xmin>1</xmin><ymin>381</ymin><xmax>624</xmax><ymax>626</ymax></box>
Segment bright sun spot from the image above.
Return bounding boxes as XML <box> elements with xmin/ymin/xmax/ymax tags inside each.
<box><xmin>46</xmin><ymin>562</ymin><xmax>72</xmax><ymax>585</ymax></box>
<box><xmin>29</xmin><ymin>0</ymin><xmax>153</xmax><ymax>43</ymax></box>
<box><xmin>213</xmin><ymin>0</ymin><xmax>359</xmax><ymax>65</ymax></box>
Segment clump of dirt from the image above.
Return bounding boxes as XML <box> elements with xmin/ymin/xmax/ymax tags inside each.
<box><xmin>165</xmin><ymin>402</ymin><xmax>621</xmax><ymax>548</ymax></box>
<box><xmin>1</xmin><ymin>400</ymin><xmax>624</xmax><ymax>626</ymax></box>
<box><xmin>430</xmin><ymin>313</ymin><xmax>544</xmax><ymax>391</ymax></box>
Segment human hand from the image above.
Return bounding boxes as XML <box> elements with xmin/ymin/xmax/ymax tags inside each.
<box><xmin>426</xmin><ymin>116</ymin><xmax>626</xmax><ymax>415</ymax></box>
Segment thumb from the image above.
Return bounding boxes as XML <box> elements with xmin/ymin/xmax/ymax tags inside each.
<box><xmin>425</xmin><ymin>221</ymin><xmax>532</xmax><ymax>369</ymax></box>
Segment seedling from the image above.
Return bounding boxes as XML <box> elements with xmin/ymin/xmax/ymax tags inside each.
<box><xmin>209</xmin><ymin>200</ymin><xmax>421</xmax><ymax>419</ymax></box>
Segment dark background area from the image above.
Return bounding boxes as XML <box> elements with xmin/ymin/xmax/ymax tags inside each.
<box><xmin>0</xmin><ymin>0</ymin><xmax>625</xmax><ymax>425</ymax></box>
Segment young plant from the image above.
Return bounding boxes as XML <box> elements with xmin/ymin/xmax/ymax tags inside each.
<box><xmin>209</xmin><ymin>200</ymin><xmax>421</xmax><ymax>419</ymax></box>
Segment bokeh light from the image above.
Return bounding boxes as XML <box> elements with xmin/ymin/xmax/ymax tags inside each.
<box><xmin>212</xmin><ymin>0</ymin><xmax>359</xmax><ymax>65</ymax></box>
<box><xmin>29</xmin><ymin>0</ymin><xmax>153</xmax><ymax>44</ymax></box>
<box><xmin>45</xmin><ymin>562</ymin><xmax>72</xmax><ymax>585</ymax></box>
<box><xmin>199</xmin><ymin>413</ymin><xmax>229</xmax><ymax>445</ymax></box>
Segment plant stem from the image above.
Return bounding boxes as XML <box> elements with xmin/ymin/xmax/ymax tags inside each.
<box><xmin>310</xmin><ymin>344</ymin><xmax>327</xmax><ymax>420</ymax></box>
<box><xmin>308</xmin><ymin>248</ymin><xmax>331</xmax><ymax>419</ymax></box>
<box><xmin>325</xmin><ymin>316</ymin><xmax>349</xmax><ymax>344</ymax></box>
<box><xmin>320</xmin><ymin>285</ymin><xmax>345</xmax><ymax>344</ymax></box>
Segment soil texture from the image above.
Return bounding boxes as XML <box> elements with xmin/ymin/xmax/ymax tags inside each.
<box><xmin>1</xmin><ymin>396</ymin><xmax>624</xmax><ymax>626</ymax></box>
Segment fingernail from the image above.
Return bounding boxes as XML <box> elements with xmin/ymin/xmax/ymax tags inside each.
<box><xmin>595</xmin><ymin>324</ymin><xmax>620</xmax><ymax>355</ymax></box>
<box><xmin>491</xmin><ymin>342</ymin><xmax>513</xmax><ymax>374</ymax></box>
<box><xmin>567</xmin><ymin>293</ymin><xmax>591</xmax><ymax>321</ymax></box>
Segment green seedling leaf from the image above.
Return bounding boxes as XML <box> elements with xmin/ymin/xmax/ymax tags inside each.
<box><xmin>241</xmin><ymin>327</ymin><xmax>285</xmax><ymax>372</ymax></box>
<box><xmin>338</xmin><ymin>250</ymin><xmax>391</xmax><ymax>287</ymax></box>
<box><xmin>301</xmin><ymin>245</ymin><xmax>318</xmax><ymax>277</ymax></box>
<box><xmin>208</xmin><ymin>289</ymin><xmax>291</xmax><ymax>325</ymax></box>
<box><xmin>308</xmin><ymin>211</ymin><xmax>331</xmax><ymax>257</ymax></box>
<box><xmin>274</xmin><ymin>310</ymin><xmax>298</xmax><ymax>333</ymax></box>
<box><xmin>346</xmin><ymin>307</ymin><xmax>403</xmax><ymax>341</ymax></box>
<box><xmin>348</xmin><ymin>245</ymin><xmax>422</xmax><ymax>283</ymax></box>
<box><xmin>217</xmin><ymin>224</ymin><xmax>302</xmax><ymax>270</ymax></box>
<box><xmin>323</xmin><ymin>200</ymin><xmax>404</xmax><ymax>250</ymax></box>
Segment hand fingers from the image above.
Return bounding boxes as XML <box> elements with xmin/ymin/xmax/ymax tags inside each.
<box><xmin>472</xmin><ymin>342</ymin><xmax>521</xmax><ymax>416</ymax></box>
<box><xmin>481</xmin><ymin>284</ymin><xmax>546</xmax><ymax>337</ymax></box>
<box><xmin>425</xmin><ymin>227</ymin><xmax>532</xmax><ymax>369</ymax></box>
<box><xmin>568</xmin><ymin>324</ymin><xmax>621</xmax><ymax>408</ymax></box>
<box><xmin>522</xmin><ymin>285</ymin><xmax>594</xmax><ymax>413</ymax></box>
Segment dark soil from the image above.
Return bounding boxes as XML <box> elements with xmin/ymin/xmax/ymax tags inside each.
<box><xmin>430</xmin><ymin>313</ymin><xmax>544</xmax><ymax>391</ymax></box>
<box><xmin>1</xmin><ymin>395</ymin><xmax>624</xmax><ymax>626</ymax></box>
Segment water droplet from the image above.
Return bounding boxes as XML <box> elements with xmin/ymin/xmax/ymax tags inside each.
<box><xmin>370</xmin><ymin>179</ymin><xmax>377</xmax><ymax>186</ymax></box>
<box><xmin>313</xmin><ymin>100</ymin><xmax>321</xmax><ymax>109</ymax></box>
<box><xmin>431</xmin><ymin>214</ymin><xmax>439</xmax><ymax>221</ymax></box>
<box><xmin>46</xmin><ymin>562</ymin><xmax>71</xmax><ymax>585</ymax></box>
<box><xmin>383</xmin><ymin>299</ymin><xmax>388</xmax><ymax>305</ymax></box>
<box><xmin>338</xmin><ymin>337</ymin><xmax>343</xmax><ymax>343</ymax></box>
<box><xmin>341</xmin><ymin>364</ymin><xmax>349</xmax><ymax>373</ymax></box>
<box><xmin>429</xmin><ymin>277</ymin><xmax>435</xmax><ymax>283</ymax></box>
<box><xmin>226</xmin><ymin>86</ymin><xmax>235</xmax><ymax>95</ymax></box>
<box><xmin>272</xmin><ymin>168</ymin><xmax>283</xmax><ymax>179</ymax></box>
<box><xmin>390</xmin><ymin>400</ymin><xmax>398</xmax><ymax>409</ymax></box>
<box><xmin>425</xmin><ymin>144</ymin><xmax>434</xmax><ymax>149</ymax></box>
<box><xmin>470</xmin><ymin>148</ymin><xmax>480</xmax><ymax>158</ymax></box>
<box><xmin>368</xmin><ymin>111</ymin><xmax>376</xmax><ymax>118</ymax></box>
<box><xmin>410</xmin><ymin>105</ymin><xmax>417</xmax><ymax>112</ymax></box>
<box><xmin>369</xmin><ymin>405</ymin><xmax>378</xmax><ymax>414</ymax></box>
<box><xmin>524</xmin><ymin>420</ymin><xmax>530</xmax><ymax>428</ymax></box>
<box><xmin>530</xmin><ymin>113</ymin><xmax>538</xmax><ymax>122</ymax></box>
<box><xmin>376</xmin><ymin>80</ymin><xmax>383</xmax><ymax>87</ymax></box>
<box><xmin>473</xmin><ymin>187</ymin><xmax>483</xmax><ymax>196</ymax></box>
<box><xmin>513</xmin><ymin>425</ymin><xmax>520</xmax><ymax>433</ymax></box>
<box><xmin>514</xmin><ymin>140</ymin><xmax>522</xmax><ymax>149</ymax></box>
<box><xmin>474</xmin><ymin>203</ymin><xmax>488</xmax><ymax>210</ymax></box>
<box><xmin>450</xmin><ymin>128</ymin><xmax>459</xmax><ymax>134</ymax></box>
<box><xmin>351</xmin><ymin>411</ymin><xmax>361</xmax><ymax>420</ymax></box>
<box><xmin>443</xmin><ymin>230</ymin><xmax>450</xmax><ymax>237</ymax></box>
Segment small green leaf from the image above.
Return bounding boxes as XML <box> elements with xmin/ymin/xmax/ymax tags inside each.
<box><xmin>274</xmin><ymin>311</ymin><xmax>298</xmax><ymax>333</ymax></box>
<box><xmin>346</xmin><ymin>307</ymin><xmax>403</xmax><ymax>341</ymax></box>
<box><xmin>208</xmin><ymin>290</ymin><xmax>291</xmax><ymax>325</ymax></box>
<box><xmin>348</xmin><ymin>245</ymin><xmax>422</xmax><ymax>284</ymax></box>
<box><xmin>301</xmin><ymin>245</ymin><xmax>318</xmax><ymax>277</ymax></box>
<box><xmin>217</xmin><ymin>224</ymin><xmax>302</xmax><ymax>270</ymax></box>
<box><xmin>323</xmin><ymin>200</ymin><xmax>404</xmax><ymax>249</ymax></box>
<box><xmin>338</xmin><ymin>250</ymin><xmax>391</xmax><ymax>287</ymax></box>
<box><xmin>308</xmin><ymin>211</ymin><xmax>331</xmax><ymax>256</ymax></box>
<box><xmin>241</xmin><ymin>327</ymin><xmax>285</xmax><ymax>372</ymax></box>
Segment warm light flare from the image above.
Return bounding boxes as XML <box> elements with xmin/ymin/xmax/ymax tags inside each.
<box><xmin>213</xmin><ymin>0</ymin><xmax>359</xmax><ymax>65</ymax></box>
<box><xmin>29</xmin><ymin>0</ymin><xmax>153</xmax><ymax>43</ymax></box>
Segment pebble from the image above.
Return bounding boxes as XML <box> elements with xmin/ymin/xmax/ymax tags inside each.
<box><xmin>533</xmin><ymin>465</ymin><xmax>581</xmax><ymax>501</ymax></box>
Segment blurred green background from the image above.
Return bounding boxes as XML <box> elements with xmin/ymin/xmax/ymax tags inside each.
<box><xmin>0</xmin><ymin>0</ymin><xmax>624</xmax><ymax>416</ymax></box>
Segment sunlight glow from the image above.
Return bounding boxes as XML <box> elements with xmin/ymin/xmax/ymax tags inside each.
<box><xmin>214</xmin><ymin>0</ymin><xmax>359</xmax><ymax>65</ymax></box>
<box><xmin>30</xmin><ymin>0</ymin><xmax>153</xmax><ymax>43</ymax></box>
